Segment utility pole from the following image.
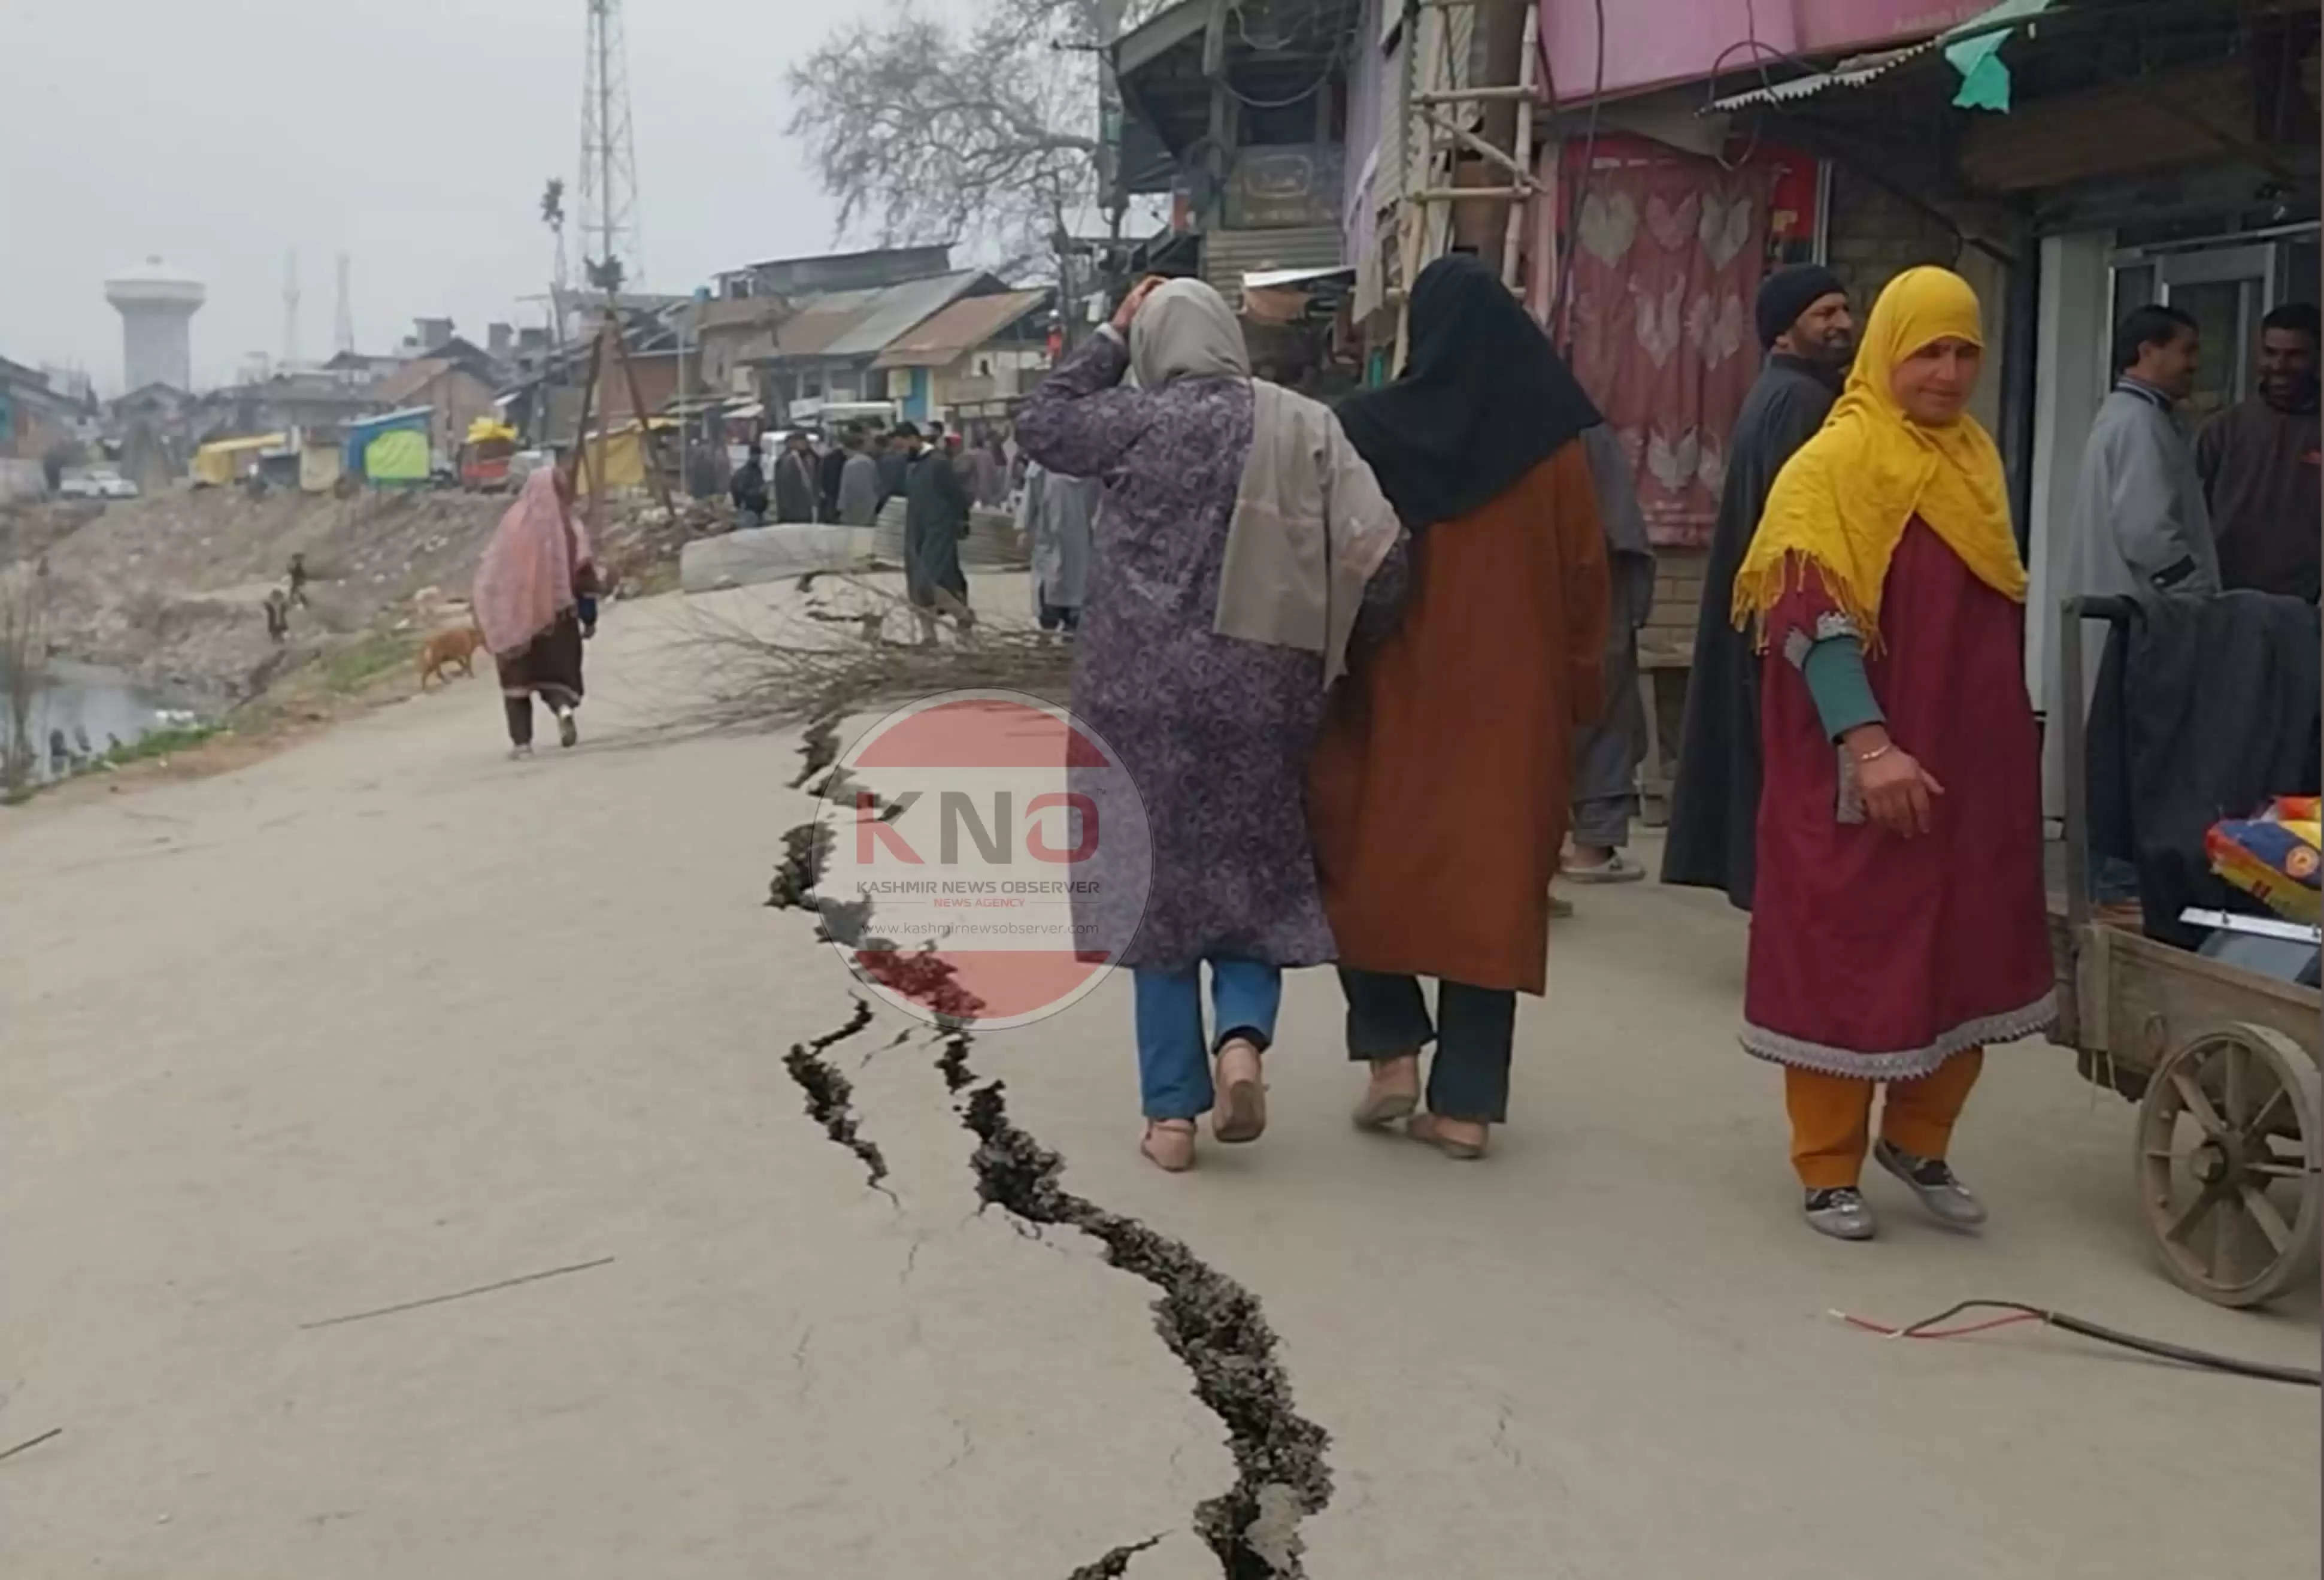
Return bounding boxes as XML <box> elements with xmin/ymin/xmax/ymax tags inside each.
<box><xmin>577</xmin><ymin>0</ymin><xmax>641</xmax><ymax>293</ymax></box>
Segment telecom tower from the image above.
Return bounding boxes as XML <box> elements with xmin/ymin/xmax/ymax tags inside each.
<box><xmin>282</xmin><ymin>249</ymin><xmax>301</xmax><ymax>369</ymax></box>
<box><xmin>334</xmin><ymin>253</ymin><xmax>356</xmax><ymax>356</ymax></box>
<box><xmin>577</xmin><ymin>0</ymin><xmax>641</xmax><ymax>293</ymax></box>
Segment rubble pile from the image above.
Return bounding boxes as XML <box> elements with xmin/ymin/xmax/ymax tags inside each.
<box><xmin>594</xmin><ymin>494</ymin><xmax>733</xmax><ymax>597</ymax></box>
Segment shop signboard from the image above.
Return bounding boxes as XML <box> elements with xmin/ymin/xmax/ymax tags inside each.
<box><xmin>1225</xmin><ymin>145</ymin><xmax>1347</xmax><ymax>231</ymax></box>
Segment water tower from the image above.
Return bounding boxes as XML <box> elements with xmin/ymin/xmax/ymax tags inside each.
<box><xmin>105</xmin><ymin>256</ymin><xmax>205</xmax><ymax>392</ymax></box>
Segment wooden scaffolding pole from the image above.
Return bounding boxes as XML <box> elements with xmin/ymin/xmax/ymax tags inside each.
<box><xmin>569</xmin><ymin>308</ymin><xmax>676</xmax><ymax>535</ymax></box>
<box><xmin>1390</xmin><ymin>0</ymin><xmax>1541</xmax><ymax>366</ymax></box>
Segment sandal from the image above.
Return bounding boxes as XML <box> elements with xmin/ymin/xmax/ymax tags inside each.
<box><xmin>1407</xmin><ymin>1113</ymin><xmax>1490</xmax><ymax>1160</ymax></box>
<box><xmin>1563</xmin><ymin>851</ymin><xmax>1645</xmax><ymax>885</ymax></box>
<box><xmin>1352</xmin><ymin>1053</ymin><xmax>1420</xmax><ymax>1130</ymax></box>
<box><xmin>1211</xmin><ymin>1038</ymin><xmax>1267</xmax><ymax>1144</ymax></box>
<box><xmin>1140</xmin><ymin>1119</ymin><xmax>1196</xmax><ymax>1173</ymax></box>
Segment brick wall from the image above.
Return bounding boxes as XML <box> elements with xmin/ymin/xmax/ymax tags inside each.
<box><xmin>1644</xmin><ymin>544</ymin><xmax>1707</xmax><ymax>662</ymax></box>
<box><xmin>1823</xmin><ymin>167</ymin><xmax>2010</xmax><ymax>434</ymax></box>
<box><xmin>1824</xmin><ymin>167</ymin><xmax>1965</xmax><ymax>311</ymax></box>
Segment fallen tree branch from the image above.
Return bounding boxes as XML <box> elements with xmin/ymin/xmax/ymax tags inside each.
<box><xmin>678</xmin><ymin>573</ymin><xmax>1071</xmax><ymax>734</ymax></box>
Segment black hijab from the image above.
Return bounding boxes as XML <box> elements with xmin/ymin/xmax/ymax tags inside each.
<box><xmin>1336</xmin><ymin>253</ymin><xmax>1601</xmax><ymax>532</ymax></box>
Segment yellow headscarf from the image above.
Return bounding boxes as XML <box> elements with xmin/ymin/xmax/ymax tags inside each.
<box><xmin>1732</xmin><ymin>265</ymin><xmax>2025</xmax><ymax>647</ymax></box>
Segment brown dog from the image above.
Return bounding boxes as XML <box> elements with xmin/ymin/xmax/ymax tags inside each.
<box><xmin>418</xmin><ymin>624</ymin><xmax>486</xmax><ymax>689</ymax></box>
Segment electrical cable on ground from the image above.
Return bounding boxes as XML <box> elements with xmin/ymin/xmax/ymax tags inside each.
<box><xmin>1834</xmin><ymin>1299</ymin><xmax>2320</xmax><ymax>1388</ymax></box>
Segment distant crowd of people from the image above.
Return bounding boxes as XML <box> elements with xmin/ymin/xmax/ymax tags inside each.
<box><xmin>728</xmin><ymin>419</ymin><xmax>1094</xmax><ymax>646</ymax></box>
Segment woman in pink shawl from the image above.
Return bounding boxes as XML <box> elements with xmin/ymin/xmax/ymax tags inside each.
<box><xmin>472</xmin><ymin>463</ymin><xmax>599</xmax><ymax>756</ymax></box>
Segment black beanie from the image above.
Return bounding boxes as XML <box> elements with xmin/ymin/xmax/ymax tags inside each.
<box><xmin>1756</xmin><ymin>264</ymin><xmax>1846</xmax><ymax>350</ymax></box>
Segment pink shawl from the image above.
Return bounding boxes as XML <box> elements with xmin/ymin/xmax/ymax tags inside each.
<box><xmin>472</xmin><ymin>467</ymin><xmax>593</xmax><ymax>656</ymax></box>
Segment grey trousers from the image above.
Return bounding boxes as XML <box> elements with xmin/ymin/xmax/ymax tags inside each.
<box><xmin>1572</xmin><ymin>621</ymin><xmax>1646</xmax><ymax>850</ymax></box>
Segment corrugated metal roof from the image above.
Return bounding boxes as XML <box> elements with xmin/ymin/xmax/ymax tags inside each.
<box><xmin>1704</xmin><ymin>41</ymin><xmax>1937</xmax><ymax>110</ymax></box>
<box><xmin>871</xmin><ymin>290</ymin><xmax>1049</xmax><ymax>368</ymax></box>
<box><xmin>1704</xmin><ymin>0</ymin><xmax>2047</xmax><ymax>112</ymax></box>
<box><xmin>695</xmin><ymin>297</ymin><xmax>789</xmax><ymax>331</ymax></box>
<box><xmin>374</xmin><ymin>358</ymin><xmax>453</xmax><ymax>405</ymax></box>
<box><xmin>772</xmin><ymin>289</ymin><xmax>880</xmax><ymax>356</ymax></box>
<box><xmin>1202</xmin><ymin>227</ymin><xmax>1345</xmax><ymax>298</ymax></box>
<box><xmin>821</xmin><ymin>271</ymin><xmax>994</xmax><ymax>358</ymax></box>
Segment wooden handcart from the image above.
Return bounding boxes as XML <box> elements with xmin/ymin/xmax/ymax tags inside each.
<box><xmin>2050</xmin><ymin>595</ymin><xmax>2322</xmax><ymax>1307</ymax></box>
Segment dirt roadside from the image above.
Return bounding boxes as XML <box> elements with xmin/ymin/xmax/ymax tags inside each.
<box><xmin>4</xmin><ymin>483</ymin><xmax>723</xmax><ymax>797</ymax></box>
<box><xmin>10</xmin><ymin>484</ymin><xmax>717</xmax><ymax>698</ymax></box>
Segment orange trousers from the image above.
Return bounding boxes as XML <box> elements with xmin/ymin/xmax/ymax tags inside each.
<box><xmin>1783</xmin><ymin>1048</ymin><xmax>1984</xmax><ymax>1190</ymax></box>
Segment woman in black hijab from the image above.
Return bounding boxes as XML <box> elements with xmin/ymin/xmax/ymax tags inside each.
<box><xmin>1310</xmin><ymin>254</ymin><xmax>1613</xmax><ymax>1159</ymax></box>
<box><xmin>1337</xmin><ymin>253</ymin><xmax>1604</xmax><ymax>529</ymax></box>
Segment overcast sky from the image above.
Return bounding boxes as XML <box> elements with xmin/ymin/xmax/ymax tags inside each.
<box><xmin>1</xmin><ymin>1</ymin><xmax>874</xmax><ymax>393</ymax></box>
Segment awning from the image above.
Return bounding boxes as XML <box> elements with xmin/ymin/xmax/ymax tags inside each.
<box><xmin>195</xmin><ymin>432</ymin><xmax>289</xmax><ymax>458</ymax></box>
<box><xmin>1705</xmin><ymin>43</ymin><xmax>1937</xmax><ymax>110</ymax></box>
<box><xmin>1239</xmin><ymin>265</ymin><xmax>1356</xmax><ymax>292</ymax></box>
<box><xmin>1706</xmin><ymin>0</ymin><xmax>2058</xmax><ymax>114</ymax></box>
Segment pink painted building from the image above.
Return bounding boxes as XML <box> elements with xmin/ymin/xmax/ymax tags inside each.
<box><xmin>1537</xmin><ymin>0</ymin><xmax>1994</xmax><ymax>104</ymax></box>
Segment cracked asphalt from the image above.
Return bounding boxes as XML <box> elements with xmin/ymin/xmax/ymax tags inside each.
<box><xmin>4</xmin><ymin>578</ymin><xmax>2316</xmax><ymax>1579</ymax></box>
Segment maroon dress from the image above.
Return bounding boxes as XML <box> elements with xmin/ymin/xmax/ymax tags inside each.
<box><xmin>1744</xmin><ymin>519</ymin><xmax>2054</xmax><ymax>1080</ymax></box>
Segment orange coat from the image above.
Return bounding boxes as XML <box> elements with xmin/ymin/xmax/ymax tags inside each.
<box><xmin>1308</xmin><ymin>444</ymin><xmax>1610</xmax><ymax>995</ymax></box>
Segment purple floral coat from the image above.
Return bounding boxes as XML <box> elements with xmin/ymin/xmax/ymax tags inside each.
<box><xmin>1016</xmin><ymin>331</ymin><xmax>1401</xmax><ymax>970</ymax></box>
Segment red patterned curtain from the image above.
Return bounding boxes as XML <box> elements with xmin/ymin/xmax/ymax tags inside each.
<box><xmin>1561</xmin><ymin>146</ymin><xmax>1775</xmax><ymax>549</ymax></box>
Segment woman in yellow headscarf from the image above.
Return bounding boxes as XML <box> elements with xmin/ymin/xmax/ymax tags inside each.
<box><xmin>1732</xmin><ymin>266</ymin><xmax>2053</xmax><ymax>1243</ymax></box>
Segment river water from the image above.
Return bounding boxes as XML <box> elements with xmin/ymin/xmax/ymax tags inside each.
<box><xmin>2</xmin><ymin>660</ymin><xmax>205</xmax><ymax>776</ymax></box>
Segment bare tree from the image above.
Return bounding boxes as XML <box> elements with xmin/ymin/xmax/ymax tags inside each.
<box><xmin>0</xmin><ymin>561</ymin><xmax>50</xmax><ymax>794</ymax></box>
<box><xmin>787</xmin><ymin>0</ymin><xmax>1149</xmax><ymax>283</ymax></box>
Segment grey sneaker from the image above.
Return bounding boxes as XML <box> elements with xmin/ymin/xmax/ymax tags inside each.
<box><xmin>1804</xmin><ymin>1186</ymin><xmax>1876</xmax><ymax>1241</ymax></box>
<box><xmin>1874</xmin><ymin>1140</ymin><xmax>1987</xmax><ymax>1228</ymax></box>
<box><xmin>556</xmin><ymin>709</ymin><xmax>579</xmax><ymax>749</ymax></box>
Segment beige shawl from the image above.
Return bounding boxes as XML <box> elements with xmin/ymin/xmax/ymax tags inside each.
<box><xmin>1130</xmin><ymin>279</ymin><xmax>1401</xmax><ymax>686</ymax></box>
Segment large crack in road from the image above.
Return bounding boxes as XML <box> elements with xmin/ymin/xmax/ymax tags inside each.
<box><xmin>766</xmin><ymin>711</ymin><xmax>1335</xmax><ymax>1576</ymax></box>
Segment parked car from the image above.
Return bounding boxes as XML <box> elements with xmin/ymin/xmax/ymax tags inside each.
<box><xmin>57</xmin><ymin>467</ymin><xmax>140</xmax><ymax>500</ymax></box>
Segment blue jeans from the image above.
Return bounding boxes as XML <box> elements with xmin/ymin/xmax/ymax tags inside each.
<box><xmin>1132</xmin><ymin>959</ymin><xmax>1282</xmax><ymax>1120</ymax></box>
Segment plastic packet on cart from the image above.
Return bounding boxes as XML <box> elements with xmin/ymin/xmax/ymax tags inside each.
<box><xmin>2206</xmin><ymin>797</ymin><xmax>2323</xmax><ymax>925</ymax></box>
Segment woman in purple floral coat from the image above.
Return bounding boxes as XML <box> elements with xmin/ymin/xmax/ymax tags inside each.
<box><xmin>1016</xmin><ymin>277</ymin><xmax>1404</xmax><ymax>1172</ymax></box>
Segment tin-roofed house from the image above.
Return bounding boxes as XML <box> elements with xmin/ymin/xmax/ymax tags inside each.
<box><xmin>869</xmin><ymin>289</ymin><xmax>1054</xmax><ymax>433</ymax></box>
<box><xmin>750</xmin><ymin>270</ymin><xmax>1016</xmax><ymax>427</ymax></box>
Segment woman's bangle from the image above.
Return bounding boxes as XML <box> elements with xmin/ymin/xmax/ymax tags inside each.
<box><xmin>1853</xmin><ymin>742</ymin><xmax>1893</xmax><ymax>766</ymax></box>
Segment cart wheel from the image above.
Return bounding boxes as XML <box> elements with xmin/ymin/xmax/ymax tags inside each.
<box><xmin>2136</xmin><ymin>1023</ymin><xmax>2322</xmax><ymax>1308</ymax></box>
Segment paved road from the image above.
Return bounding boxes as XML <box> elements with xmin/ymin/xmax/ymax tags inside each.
<box><xmin>5</xmin><ymin>582</ymin><xmax>2315</xmax><ymax>1578</ymax></box>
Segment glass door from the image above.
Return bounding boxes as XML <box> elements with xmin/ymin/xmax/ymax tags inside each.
<box><xmin>2156</xmin><ymin>244</ymin><xmax>2276</xmax><ymax>420</ymax></box>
